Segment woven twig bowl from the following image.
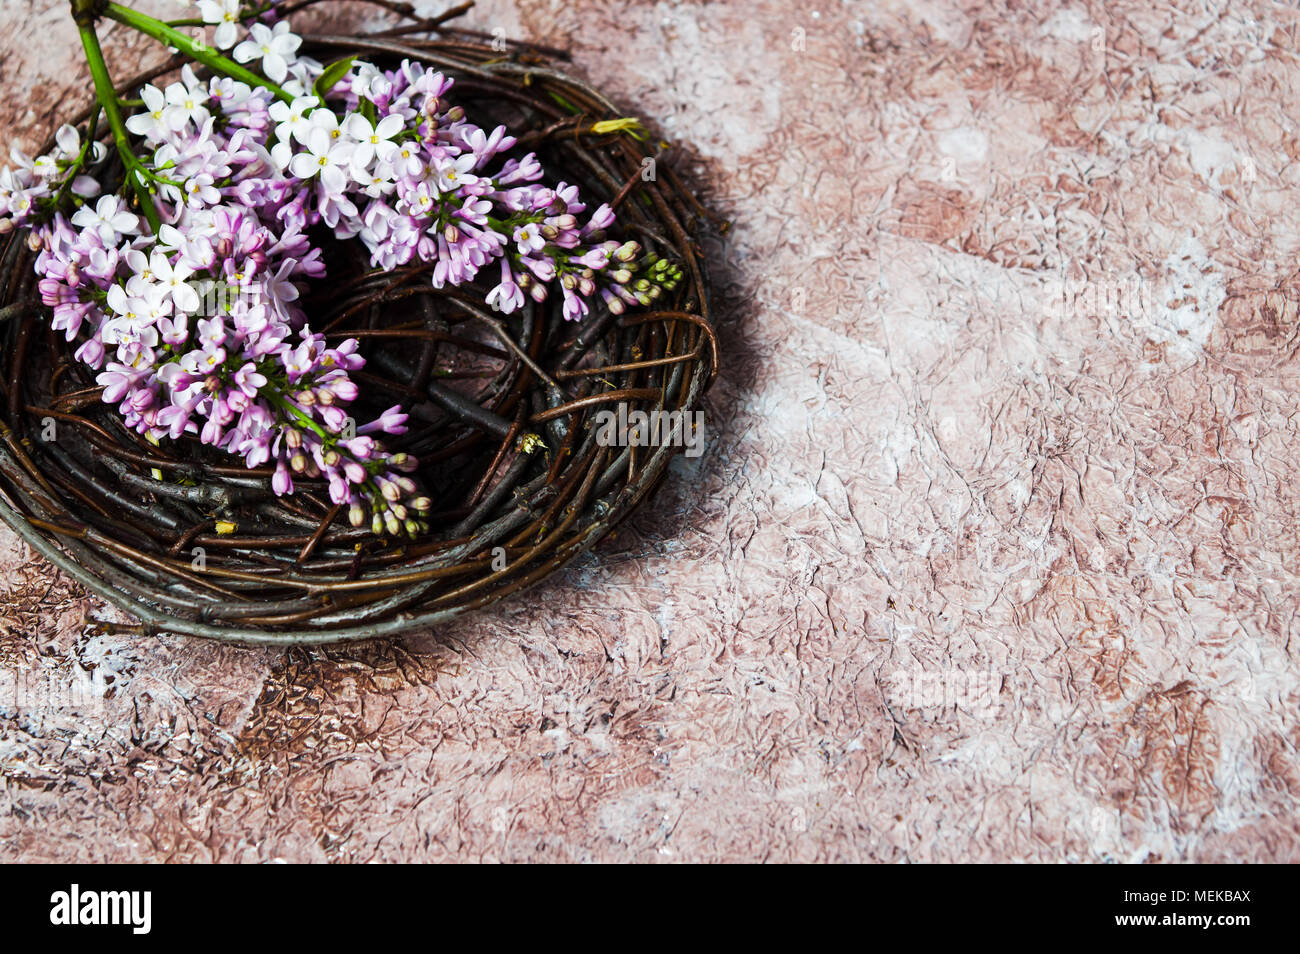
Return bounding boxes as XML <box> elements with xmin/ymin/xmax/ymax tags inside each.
<box><xmin>0</xmin><ymin>8</ymin><xmax>716</xmax><ymax>645</ymax></box>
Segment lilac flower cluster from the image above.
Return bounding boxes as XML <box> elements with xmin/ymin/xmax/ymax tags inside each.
<box><xmin>269</xmin><ymin>64</ymin><xmax>651</xmax><ymax>323</ymax></box>
<box><xmin>0</xmin><ymin>126</ymin><xmax>104</xmax><ymax>234</ymax></box>
<box><xmin>28</xmin><ymin>181</ymin><xmax>427</xmax><ymax>535</ymax></box>
<box><xmin>0</xmin><ymin>0</ymin><xmax>681</xmax><ymax>537</ymax></box>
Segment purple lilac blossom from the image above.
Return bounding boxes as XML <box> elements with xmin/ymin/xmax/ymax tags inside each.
<box><xmin>0</xmin><ymin>0</ymin><xmax>667</xmax><ymax>536</ymax></box>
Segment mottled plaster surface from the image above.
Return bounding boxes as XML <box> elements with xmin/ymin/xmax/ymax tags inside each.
<box><xmin>1</xmin><ymin>0</ymin><xmax>1298</xmax><ymax>862</ymax></box>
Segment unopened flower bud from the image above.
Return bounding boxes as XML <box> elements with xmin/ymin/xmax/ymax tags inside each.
<box><xmin>553</xmin><ymin>214</ymin><xmax>577</xmax><ymax>231</ymax></box>
<box><xmin>372</xmin><ymin>513</ymin><xmax>385</xmax><ymax>535</ymax></box>
<box><xmin>348</xmin><ymin>504</ymin><xmax>366</xmax><ymax>527</ymax></box>
<box><xmin>444</xmin><ymin>223</ymin><xmax>460</xmax><ymax>244</ymax></box>
<box><xmin>26</xmin><ymin>232</ymin><xmax>43</xmax><ymax>252</ymax></box>
<box><xmin>290</xmin><ymin>453</ymin><xmax>307</xmax><ymax>473</ymax></box>
<box><xmin>411</xmin><ymin>497</ymin><xmax>432</xmax><ymax>513</ymax></box>
<box><xmin>295</xmin><ymin>389</ymin><xmax>315</xmax><ymax>406</ymax></box>
<box><xmin>384</xmin><ymin>511</ymin><xmax>401</xmax><ymax>536</ymax></box>
<box><xmin>285</xmin><ymin>428</ymin><xmax>302</xmax><ymax>450</ymax></box>
<box><xmin>445</xmin><ymin>105</ymin><xmax>465</xmax><ymax>123</ymax></box>
<box><xmin>611</xmin><ymin>268</ymin><xmax>633</xmax><ymax>285</ymax></box>
<box><xmin>614</xmin><ymin>241</ymin><xmax>641</xmax><ymax>262</ymax></box>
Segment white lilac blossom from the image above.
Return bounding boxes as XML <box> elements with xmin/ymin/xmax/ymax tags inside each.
<box><xmin>196</xmin><ymin>0</ymin><xmax>245</xmax><ymax>50</ymax></box>
<box><xmin>0</xmin><ymin>0</ymin><xmax>682</xmax><ymax>536</ymax></box>
<box><xmin>232</xmin><ymin>21</ymin><xmax>301</xmax><ymax>85</ymax></box>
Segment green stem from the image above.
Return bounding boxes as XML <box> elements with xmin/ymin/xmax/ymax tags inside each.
<box><xmin>74</xmin><ymin>14</ymin><xmax>162</xmax><ymax>232</ymax></box>
<box><xmin>102</xmin><ymin>1</ymin><xmax>294</xmax><ymax>104</ymax></box>
<box><xmin>266</xmin><ymin>390</ymin><xmax>333</xmax><ymax>444</ymax></box>
<box><xmin>52</xmin><ymin>103</ymin><xmax>101</xmax><ymax>206</ymax></box>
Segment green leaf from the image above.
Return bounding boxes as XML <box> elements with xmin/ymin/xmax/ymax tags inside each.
<box><xmin>313</xmin><ymin>56</ymin><xmax>357</xmax><ymax>101</ymax></box>
<box><xmin>547</xmin><ymin>90</ymin><xmax>581</xmax><ymax>115</ymax></box>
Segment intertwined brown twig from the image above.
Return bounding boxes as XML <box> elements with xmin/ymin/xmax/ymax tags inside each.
<box><xmin>0</xmin><ymin>1</ymin><xmax>717</xmax><ymax>644</ymax></box>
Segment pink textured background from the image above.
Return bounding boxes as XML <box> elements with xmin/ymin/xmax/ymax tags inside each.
<box><xmin>2</xmin><ymin>0</ymin><xmax>1299</xmax><ymax>862</ymax></box>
